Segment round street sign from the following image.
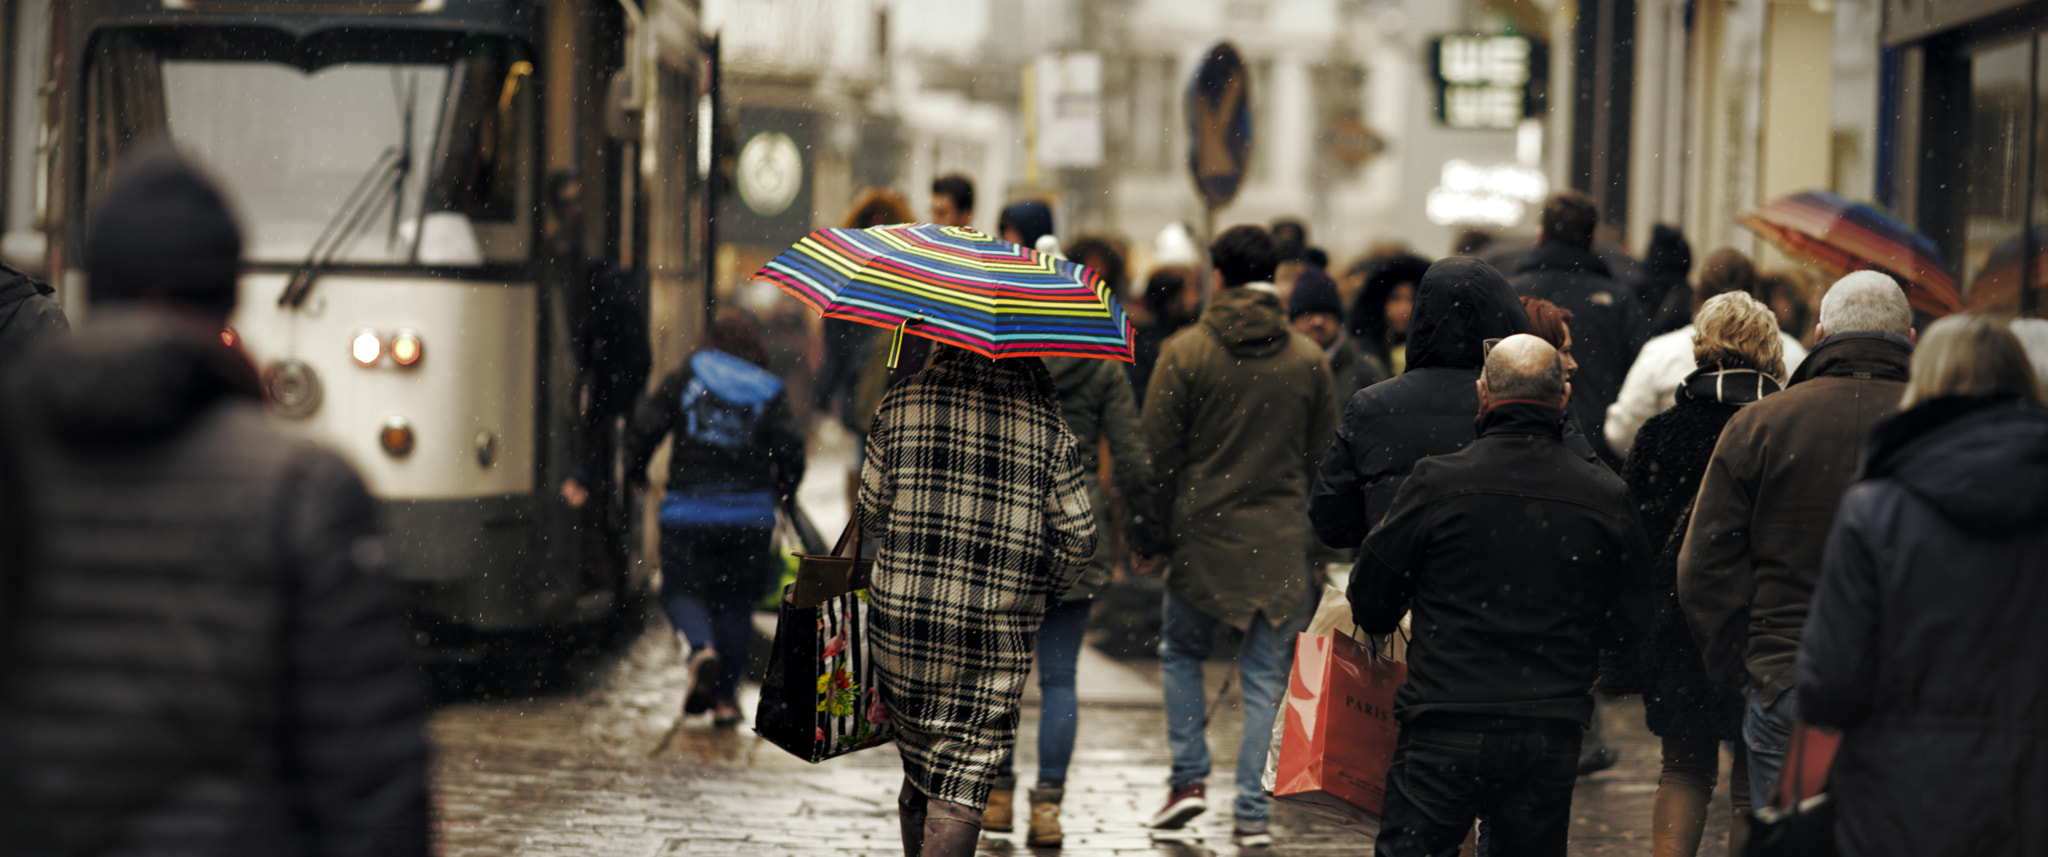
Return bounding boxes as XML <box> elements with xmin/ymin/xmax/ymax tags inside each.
<box><xmin>1185</xmin><ymin>43</ymin><xmax>1253</xmax><ymax>209</ymax></box>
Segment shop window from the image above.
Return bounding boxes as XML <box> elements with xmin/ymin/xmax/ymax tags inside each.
<box><xmin>1961</xmin><ymin>38</ymin><xmax>2030</xmax><ymax>291</ymax></box>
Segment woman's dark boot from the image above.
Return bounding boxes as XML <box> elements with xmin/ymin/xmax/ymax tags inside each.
<box><xmin>918</xmin><ymin>798</ymin><xmax>983</xmax><ymax>857</ymax></box>
<box><xmin>897</xmin><ymin>778</ymin><xmax>928</xmax><ymax>857</ymax></box>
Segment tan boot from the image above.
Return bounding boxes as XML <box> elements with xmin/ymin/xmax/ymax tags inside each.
<box><xmin>1026</xmin><ymin>787</ymin><xmax>1063</xmax><ymax>847</ymax></box>
<box><xmin>981</xmin><ymin>788</ymin><xmax>1014</xmax><ymax>832</ymax></box>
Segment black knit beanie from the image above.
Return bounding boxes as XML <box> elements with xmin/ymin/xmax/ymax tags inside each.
<box><xmin>84</xmin><ymin>145</ymin><xmax>243</xmax><ymax>317</ymax></box>
<box><xmin>1288</xmin><ymin>267</ymin><xmax>1345</xmax><ymax>319</ymax></box>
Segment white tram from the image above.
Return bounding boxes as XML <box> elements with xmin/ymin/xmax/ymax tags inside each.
<box><xmin>14</xmin><ymin>0</ymin><xmax>721</xmax><ymax>650</ymax></box>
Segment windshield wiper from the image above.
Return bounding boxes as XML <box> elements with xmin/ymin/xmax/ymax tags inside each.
<box><xmin>279</xmin><ymin>75</ymin><xmax>420</xmax><ymax>309</ymax></box>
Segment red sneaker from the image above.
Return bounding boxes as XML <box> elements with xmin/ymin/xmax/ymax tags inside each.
<box><xmin>1148</xmin><ymin>782</ymin><xmax>1207</xmax><ymax>830</ymax></box>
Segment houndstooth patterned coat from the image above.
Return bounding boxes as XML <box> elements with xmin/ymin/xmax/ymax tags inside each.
<box><xmin>858</xmin><ymin>347</ymin><xmax>1096</xmax><ymax>808</ymax></box>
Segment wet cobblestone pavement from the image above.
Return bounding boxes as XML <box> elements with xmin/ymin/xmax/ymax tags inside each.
<box><xmin>430</xmin><ymin>615</ymin><xmax>1740</xmax><ymax>856</ymax></box>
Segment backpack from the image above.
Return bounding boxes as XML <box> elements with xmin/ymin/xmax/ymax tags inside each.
<box><xmin>680</xmin><ymin>349</ymin><xmax>783</xmax><ymax>450</ymax></box>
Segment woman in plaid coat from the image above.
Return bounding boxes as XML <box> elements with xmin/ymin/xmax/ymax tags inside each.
<box><xmin>859</xmin><ymin>344</ymin><xmax>1097</xmax><ymax>857</ymax></box>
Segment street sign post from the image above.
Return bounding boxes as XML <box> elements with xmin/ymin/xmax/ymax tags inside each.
<box><xmin>1185</xmin><ymin>42</ymin><xmax>1253</xmax><ymax>296</ymax></box>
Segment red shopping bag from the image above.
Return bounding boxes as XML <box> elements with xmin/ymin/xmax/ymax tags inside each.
<box><xmin>1772</xmin><ymin>720</ymin><xmax>1841</xmax><ymax>806</ymax></box>
<box><xmin>1270</xmin><ymin>630</ymin><xmax>1407</xmax><ymax>835</ymax></box>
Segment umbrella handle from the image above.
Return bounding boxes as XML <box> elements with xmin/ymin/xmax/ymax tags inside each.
<box><xmin>886</xmin><ymin>317</ymin><xmax>924</xmax><ymax>370</ymax></box>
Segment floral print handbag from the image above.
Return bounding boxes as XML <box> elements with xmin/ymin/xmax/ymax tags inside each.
<box><xmin>756</xmin><ymin>512</ymin><xmax>894</xmax><ymax>761</ymax></box>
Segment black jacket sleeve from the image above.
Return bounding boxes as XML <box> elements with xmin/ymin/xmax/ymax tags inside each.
<box><xmin>622</xmin><ymin>370</ymin><xmax>685</xmax><ymax>487</ymax></box>
<box><xmin>283</xmin><ymin>451</ymin><xmax>430</xmax><ymax>857</ymax></box>
<box><xmin>1311</xmin><ymin>392</ymin><xmax>1372</xmax><ymax>550</ymax></box>
<box><xmin>1349</xmin><ymin>464</ymin><xmax>1433</xmax><ymax>634</ymax></box>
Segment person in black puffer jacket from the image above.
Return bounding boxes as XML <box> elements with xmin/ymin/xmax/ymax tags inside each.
<box><xmin>624</xmin><ymin>308</ymin><xmax>806</xmax><ymax>727</ymax></box>
<box><xmin>3</xmin><ymin>147</ymin><xmax>429</xmax><ymax>857</ymax></box>
<box><xmin>1618</xmin><ymin>292</ymin><xmax>1786</xmax><ymax>857</ymax></box>
<box><xmin>1798</xmin><ymin>314</ymin><xmax>2048</xmax><ymax>857</ymax></box>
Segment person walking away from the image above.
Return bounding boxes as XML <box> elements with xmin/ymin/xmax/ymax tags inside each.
<box><xmin>1291</xmin><ymin>265</ymin><xmax>1388</xmax><ymax>400</ymax></box>
<box><xmin>1619</xmin><ymin>293</ymin><xmax>1788</xmax><ymax>857</ymax></box>
<box><xmin>862</xmin><ymin>345</ymin><xmax>1095</xmax><ymax>857</ymax></box>
<box><xmin>1313</xmin><ymin>257</ymin><xmax>1602</xmax><ymax>553</ymax></box>
<box><xmin>0</xmin><ymin>260</ymin><xmax>67</xmax><ymax>367</ymax></box>
<box><xmin>625</xmin><ymin>308</ymin><xmax>806</xmax><ymax>727</ymax></box>
<box><xmin>1510</xmin><ymin>190</ymin><xmax>1652</xmax><ymax>468</ymax></box>
<box><xmin>1639</xmin><ymin>224</ymin><xmax>1694</xmax><ymax>335</ymax></box>
<box><xmin>1797</xmin><ymin>313</ymin><xmax>2048</xmax><ymax>857</ymax></box>
<box><xmin>1520</xmin><ymin>296</ymin><xmax>1627</xmax><ymax>775</ymax></box>
<box><xmin>1346</xmin><ymin>253</ymin><xmax>1431</xmax><ymax>376</ymax></box>
<box><xmin>1678</xmin><ymin>271</ymin><xmax>1915</xmax><ymax>803</ymax></box>
<box><xmin>1605</xmin><ymin>249</ymin><xmax>1808</xmax><ymax>456</ymax></box>
<box><xmin>1133</xmin><ymin>225</ymin><xmax>1340</xmax><ymax>848</ymax></box>
<box><xmin>2</xmin><ymin>145</ymin><xmax>429</xmax><ymax>856</ymax></box>
<box><xmin>1129</xmin><ymin>267</ymin><xmax>1199</xmax><ymax>402</ymax></box>
<box><xmin>983</xmin><ymin>351</ymin><xmax>1152</xmax><ymax>846</ymax></box>
<box><xmin>1354</xmin><ymin>334</ymin><xmax>1652</xmax><ymax>857</ymax></box>
<box><xmin>930</xmin><ymin>174</ymin><xmax>975</xmax><ymax>228</ymax></box>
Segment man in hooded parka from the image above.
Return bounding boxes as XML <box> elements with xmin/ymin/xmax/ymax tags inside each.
<box><xmin>1135</xmin><ymin>225</ymin><xmax>1340</xmax><ymax>848</ymax></box>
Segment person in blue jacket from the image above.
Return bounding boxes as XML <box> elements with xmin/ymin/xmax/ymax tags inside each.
<box><xmin>626</xmin><ymin>308</ymin><xmax>807</xmax><ymax>727</ymax></box>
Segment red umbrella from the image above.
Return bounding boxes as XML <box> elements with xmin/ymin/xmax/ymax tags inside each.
<box><xmin>1739</xmin><ymin>191</ymin><xmax>1962</xmax><ymax>317</ymax></box>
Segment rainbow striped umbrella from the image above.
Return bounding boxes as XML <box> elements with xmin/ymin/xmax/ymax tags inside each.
<box><xmin>1738</xmin><ymin>190</ymin><xmax>1962</xmax><ymax>316</ymax></box>
<box><xmin>753</xmin><ymin>223</ymin><xmax>1134</xmax><ymax>362</ymax></box>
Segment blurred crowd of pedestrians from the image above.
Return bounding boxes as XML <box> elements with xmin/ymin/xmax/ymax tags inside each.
<box><xmin>4</xmin><ymin>148</ymin><xmax>2045</xmax><ymax>857</ymax></box>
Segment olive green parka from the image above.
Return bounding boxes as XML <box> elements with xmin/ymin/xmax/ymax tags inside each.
<box><xmin>1137</xmin><ymin>286</ymin><xmax>1341</xmax><ymax>629</ymax></box>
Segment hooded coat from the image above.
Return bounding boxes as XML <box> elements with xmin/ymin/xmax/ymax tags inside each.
<box><xmin>1798</xmin><ymin>396</ymin><xmax>2048</xmax><ymax>857</ymax></box>
<box><xmin>860</xmin><ymin>348</ymin><xmax>1096</xmax><ymax>809</ymax></box>
<box><xmin>1043</xmin><ymin>355</ymin><xmax>1152</xmax><ymax>601</ymax></box>
<box><xmin>1311</xmin><ymin>258</ymin><xmax>1601</xmax><ymax>550</ymax></box>
<box><xmin>1677</xmin><ymin>332</ymin><xmax>1911</xmax><ymax>706</ymax></box>
<box><xmin>0</xmin><ymin>263</ymin><xmax>67</xmax><ymax>365</ymax></box>
<box><xmin>1136</xmin><ymin>286</ymin><xmax>1340</xmax><ymax>630</ymax></box>
<box><xmin>2</xmin><ymin>314</ymin><xmax>429</xmax><ymax>857</ymax></box>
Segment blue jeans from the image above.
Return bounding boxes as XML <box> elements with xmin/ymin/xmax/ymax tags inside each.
<box><xmin>1743</xmin><ymin>687</ymin><xmax>1799</xmax><ymax>802</ymax></box>
<box><xmin>1375</xmin><ymin>722</ymin><xmax>1582</xmax><ymax>857</ymax></box>
<box><xmin>1159</xmin><ymin>589</ymin><xmax>1288</xmax><ymax>831</ymax></box>
<box><xmin>659</xmin><ymin>525</ymin><xmax>772</xmax><ymax>702</ymax></box>
<box><xmin>994</xmin><ymin>597</ymin><xmax>1093</xmax><ymax>790</ymax></box>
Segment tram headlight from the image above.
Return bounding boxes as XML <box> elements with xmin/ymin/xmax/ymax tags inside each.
<box><xmin>390</xmin><ymin>329</ymin><xmax>424</xmax><ymax>367</ymax></box>
<box><xmin>380</xmin><ymin>416</ymin><xmax>416</xmax><ymax>458</ymax></box>
<box><xmin>350</xmin><ymin>329</ymin><xmax>382</xmax><ymax>366</ymax></box>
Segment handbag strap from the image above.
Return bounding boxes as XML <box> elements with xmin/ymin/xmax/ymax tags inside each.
<box><xmin>831</xmin><ymin>506</ymin><xmax>864</xmax><ymax>559</ymax></box>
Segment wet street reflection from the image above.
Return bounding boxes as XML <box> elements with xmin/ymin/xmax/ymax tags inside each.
<box><xmin>430</xmin><ymin>617</ymin><xmax>1734</xmax><ymax>856</ymax></box>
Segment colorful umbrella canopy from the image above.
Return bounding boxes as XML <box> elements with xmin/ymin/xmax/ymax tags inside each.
<box><xmin>753</xmin><ymin>223</ymin><xmax>1135</xmax><ymax>362</ymax></box>
<box><xmin>1738</xmin><ymin>190</ymin><xmax>1963</xmax><ymax>317</ymax></box>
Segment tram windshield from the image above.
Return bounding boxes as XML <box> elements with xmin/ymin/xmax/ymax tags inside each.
<box><xmin>85</xmin><ymin>29</ymin><xmax>536</xmax><ymax>268</ymax></box>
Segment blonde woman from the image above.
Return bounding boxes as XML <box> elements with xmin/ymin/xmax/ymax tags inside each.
<box><xmin>1799</xmin><ymin>314</ymin><xmax>2047</xmax><ymax>857</ymax></box>
<box><xmin>1618</xmin><ymin>292</ymin><xmax>1786</xmax><ymax>857</ymax></box>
